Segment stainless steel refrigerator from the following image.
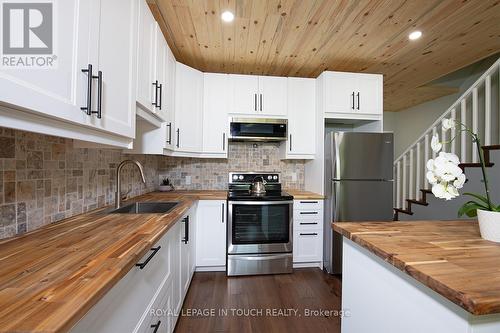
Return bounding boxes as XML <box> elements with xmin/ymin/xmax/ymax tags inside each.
<box><xmin>324</xmin><ymin>132</ymin><xmax>394</xmax><ymax>274</ymax></box>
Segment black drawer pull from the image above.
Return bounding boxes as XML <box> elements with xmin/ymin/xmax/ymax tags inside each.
<box><xmin>300</xmin><ymin>233</ymin><xmax>318</xmax><ymax>236</ymax></box>
<box><xmin>299</xmin><ymin>222</ymin><xmax>318</xmax><ymax>225</ymax></box>
<box><xmin>300</xmin><ymin>212</ymin><xmax>318</xmax><ymax>215</ymax></box>
<box><xmin>151</xmin><ymin>320</ymin><xmax>161</xmax><ymax>333</ymax></box>
<box><xmin>299</xmin><ymin>201</ymin><xmax>318</xmax><ymax>204</ymax></box>
<box><xmin>182</xmin><ymin>216</ymin><xmax>189</xmax><ymax>244</ymax></box>
<box><xmin>135</xmin><ymin>246</ymin><xmax>161</xmax><ymax>269</ymax></box>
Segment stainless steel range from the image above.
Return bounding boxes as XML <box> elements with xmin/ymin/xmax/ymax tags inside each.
<box><xmin>227</xmin><ymin>172</ymin><xmax>293</xmax><ymax>276</ymax></box>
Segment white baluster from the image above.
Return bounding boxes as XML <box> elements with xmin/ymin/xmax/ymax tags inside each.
<box><xmin>409</xmin><ymin>149</ymin><xmax>414</xmax><ymax>200</ymax></box>
<box><xmin>432</xmin><ymin>127</ymin><xmax>438</xmax><ymax>158</ymax></box>
<box><xmin>424</xmin><ymin>133</ymin><xmax>430</xmax><ymax>188</ymax></box>
<box><xmin>416</xmin><ymin>142</ymin><xmax>421</xmax><ymax>199</ymax></box>
<box><xmin>485</xmin><ymin>75</ymin><xmax>491</xmax><ymax>146</ymax></box>
<box><xmin>402</xmin><ymin>154</ymin><xmax>407</xmax><ymax>209</ymax></box>
<box><xmin>461</xmin><ymin>99</ymin><xmax>467</xmax><ymax>162</ymax></box>
<box><xmin>441</xmin><ymin>119</ymin><xmax>447</xmax><ymax>151</ymax></box>
<box><xmin>472</xmin><ymin>88</ymin><xmax>479</xmax><ymax>163</ymax></box>
<box><xmin>396</xmin><ymin>161</ymin><xmax>401</xmax><ymax>208</ymax></box>
<box><xmin>451</xmin><ymin>108</ymin><xmax>457</xmax><ymax>154</ymax></box>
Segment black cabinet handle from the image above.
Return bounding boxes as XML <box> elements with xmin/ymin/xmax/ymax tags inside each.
<box><xmin>254</xmin><ymin>94</ymin><xmax>257</xmax><ymax>111</ymax></box>
<box><xmin>260</xmin><ymin>94</ymin><xmax>263</xmax><ymax>111</ymax></box>
<box><xmin>166</xmin><ymin>122</ymin><xmax>172</xmax><ymax>144</ymax></box>
<box><xmin>289</xmin><ymin>134</ymin><xmax>292</xmax><ymax>151</ymax></box>
<box><xmin>158</xmin><ymin>83</ymin><xmax>163</xmax><ymax>110</ymax></box>
<box><xmin>300</xmin><ymin>211</ymin><xmax>318</xmax><ymax>215</ymax></box>
<box><xmin>176</xmin><ymin>128</ymin><xmax>180</xmax><ymax>148</ymax></box>
<box><xmin>222</xmin><ymin>203</ymin><xmax>225</xmax><ymax>223</ymax></box>
<box><xmin>93</xmin><ymin>70</ymin><xmax>102</xmax><ymax>119</ymax></box>
<box><xmin>356</xmin><ymin>92</ymin><xmax>360</xmax><ymax>110</ymax></box>
<box><xmin>182</xmin><ymin>216</ymin><xmax>189</xmax><ymax>244</ymax></box>
<box><xmin>299</xmin><ymin>222</ymin><xmax>318</xmax><ymax>225</ymax></box>
<box><xmin>152</xmin><ymin>80</ymin><xmax>158</xmax><ymax>107</ymax></box>
<box><xmin>351</xmin><ymin>92</ymin><xmax>355</xmax><ymax>110</ymax></box>
<box><xmin>300</xmin><ymin>201</ymin><xmax>318</xmax><ymax>204</ymax></box>
<box><xmin>150</xmin><ymin>320</ymin><xmax>161</xmax><ymax>333</ymax></box>
<box><xmin>81</xmin><ymin>64</ymin><xmax>93</xmax><ymax>116</ymax></box>
<box><xmin>300</xmin><ymin>232</ymin><xmax>318</xmax><ymax>236</ymax></box>
<box><xmin>222</xmin><ymin>133</ymin><xmax>226</xmax><ymax>151</ymax></box>
<box><xmin>135</xmin><ymin>246</ymin><xmax>161</xmax><ymax>270</ymax></box>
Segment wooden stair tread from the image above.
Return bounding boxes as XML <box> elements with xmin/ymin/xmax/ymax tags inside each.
<box><xmin>407</xmin><ymin>199</ymin><xmax>429</xmax><ymax>206</ymax></box>
<box><xmin>483</xmin><ymin>145</ymin><xmax>500</xmax><ymax>151</ymax></box>
<box><xmin>394</xmin><ymin>208</ymin><xmax>414</xmax><ymax>215</ymax></box>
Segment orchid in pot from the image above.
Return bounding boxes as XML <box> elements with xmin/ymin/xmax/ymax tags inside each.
<box><xmin>427</xmin><ymin>118</ymin><xmax>500</xmax><ymax>241</ymax></box>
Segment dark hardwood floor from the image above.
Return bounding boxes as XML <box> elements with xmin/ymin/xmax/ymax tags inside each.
<box><xmin>174</xmin><ymin>268</ymin><xmax>342</xmax><ymax>333</ymax></box>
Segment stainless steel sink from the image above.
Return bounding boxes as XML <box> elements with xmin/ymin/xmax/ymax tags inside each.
<box><xmin>108</xmin><ymin>202</ymin><xmax>179</xmax><ymax>214</ymax></box>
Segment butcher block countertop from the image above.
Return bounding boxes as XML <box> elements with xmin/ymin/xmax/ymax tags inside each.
<box><xmin>0</xmin><ymin>191</ymin><xmax>224</xmax><ymax>333</ymax></box>
<box><xmin>333</xmin><ymin>220</ymin><xmax>500</xmax><ymax>315</ymax></box>
<box><xmin>286</xmin><ymin>190</ymin><xmax>324</xmax><ymax>200</ymax></box>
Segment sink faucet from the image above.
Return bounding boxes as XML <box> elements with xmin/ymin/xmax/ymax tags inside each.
<box><xmin>115</xmin><ymin>160</ymin><xmax>146</xmax><ymax>209</ymax></box>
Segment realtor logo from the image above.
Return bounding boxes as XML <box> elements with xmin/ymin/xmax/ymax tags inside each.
<box><xmin>1</xmin><ymin>1</ymin><xmax>56</xmax><ymax>68</ymax></box>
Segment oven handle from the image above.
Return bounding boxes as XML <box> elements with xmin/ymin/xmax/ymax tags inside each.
<box><xmin>232</xmin><ymin>254</ymin><xmax>292</xmax><ymax>261</ymax></box>
<box><xmin>228</xmin><ymin>200</ymin><xmax>293</xmax><ymax>206</ymax></box>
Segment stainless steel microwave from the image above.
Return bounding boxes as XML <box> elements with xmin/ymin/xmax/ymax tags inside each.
<box><xmin>228</xmin><ymin>118</ymin><xmax>287</xmax><ymax>142</ymax></box>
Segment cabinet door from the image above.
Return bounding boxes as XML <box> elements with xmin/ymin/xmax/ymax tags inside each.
<box><xmin>0</xmin><ymin>0</ymin><xmax>93</xmax><ymax>127</ymax></box>
<box><xmin>203</xmin><ymin>74</ymin><xmax>229</xmax><ymax>156</ymax></box>
<box><xmin>286</xmin><ymin>78</ymin><xmax>315</xmax><ymax>157</ymax></box>
<box><xmin>229</xmin><ymin>74</ymin><xmax>259</xmax><ymax>114</ymax></box>
<box><xmin>93</xmin><ymin>0</ymin><xmax>137</xmax><ymax>138</ymax></box>
<box><xmin>196</xmin><ymin>200</ymin><xmax>227</xmax><ymax>267</ymax></box>
<box><xmin>258</xmin><ymin>76</ymin><xmax>287</xmax><ymax>116</ymax></box>
<box><xmin>357</xmin><ymin>74</ymin><xmax>383</xmax><ymax>115</ymax></box>
<box><xmin>164</xmin><ymin>46</ymin><xmax>176</xmax><ymax>150</ymax></box>
<box><xmin>174</xmin><ymin>62</ymin><xmax>203</xmax><ymax>152</ymax></box>
<box><xmin>136</xmin><ymin>0</ymin><xmax>156</xmax><ymax>114</ymax></box>
<box><xmin>293</xmin><ymin>229</ymin><xmax>323</xmax><ymax>263</ymax></box>
<box><xmin>324</xmin><ymin>72</ymin><xmax>358</xmax><ymax>114</ymax></box>
<box><xmin>153</xmin><ymin>28</ymin><xmax>169</xmax><ymax>122</ymax></box>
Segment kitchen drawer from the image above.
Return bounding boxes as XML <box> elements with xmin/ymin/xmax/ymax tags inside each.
<box><xmin>294</xmin><ymin>209</ymin><xmax>323</xmax><ymax>219</ymax></box>
<box><xmin>294</xmin><ymin>200</ymin><xmax>323</xmax><ymax>211</ymax></box>
<box><xmin>294</xmin><ymin>219</ymin><xmax>322</xmax><ymax>231</ymax></box>
<box><xmin>293</xmin><ymin>229</ymin><xmax>323</xmax><ymax>263</ymax></box>
<box><xmin>135</xmin><ymin>277</ymin><xmax>174</xmax><ymax>333</ymax></box>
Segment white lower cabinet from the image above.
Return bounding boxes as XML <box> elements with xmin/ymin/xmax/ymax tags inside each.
<box><xmin>71</xmin><ymin>208</ymin><xmax>196</xmax><ymax>333</ymax></box>
<box><xmin>195</xmin><ymin>200</ymin><xmax>227</xmax><ymax>270</ymax></box>
<box><xmin>293</xmin><ymin>200</ymin><xmax>323</xmax><ymax>267</ymax></box>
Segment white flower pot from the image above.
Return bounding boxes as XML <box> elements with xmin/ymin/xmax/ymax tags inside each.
<box><xmin>477</xmin><ymin>209</ymin><xmax>500</xmax><ymax>242</ymax></box>
<box><xmin>158</xmin><ymin>185</ymin><xmax>172</xmax><ymax>192</ymax></box>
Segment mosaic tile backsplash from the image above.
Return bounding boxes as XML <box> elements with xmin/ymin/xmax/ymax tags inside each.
<box><xmin>0</xmin><ymin>127</ymin><xmax>305</xmax><ymax>239</ymax></box>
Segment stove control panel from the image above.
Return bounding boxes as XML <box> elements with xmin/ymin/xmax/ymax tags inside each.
<box><xmin>229</xmin><ymin>172</ymin><xmax>281</xmax><ymax>184</ymax></box>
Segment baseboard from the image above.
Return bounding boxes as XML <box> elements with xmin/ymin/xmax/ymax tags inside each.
<box><xmin>293</xmin><ymin>262</ymin><xmax>323</xmax><ymax>269</ymax></box>
<box><xmin>195</xmin><ymin>266</ymin><xmax>226</xmax><ymax>272</ymax></box>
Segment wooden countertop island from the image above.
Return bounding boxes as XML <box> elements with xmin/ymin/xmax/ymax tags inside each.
<box><xmin>334</xmin><ymin>220</ymin><xmax>500</xmax><ymax>333</ymax></box>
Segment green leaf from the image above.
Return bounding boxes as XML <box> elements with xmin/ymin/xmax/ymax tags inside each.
<box><xmin>463</xmin><ymin>192</ymin><xmax>490</xmax><ymax>206</ymax></box>
<box><xmin>458</xmin><ymin>201</ymin><xmax>488</xmax><ymax>218</ymax></box>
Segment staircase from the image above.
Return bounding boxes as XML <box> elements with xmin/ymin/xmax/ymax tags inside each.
<box><xmin>393</xmin><ymin>57</ymin><xmax>500</xmax><ymax>221</ymax></box>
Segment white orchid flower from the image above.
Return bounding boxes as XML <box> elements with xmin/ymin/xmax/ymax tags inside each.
<box><xmin>432</xmin><ymin>183</ymin><xmax>446</xmax><ymax>198</ymax></box>
<box><xmin>442</xmin><ymin>118</ymin><xmax>455</xmax><ymax>131</ymax></box>
<box><xmin>426</xmin><ymin>159</ymin><xmax>435</xmax><ymax>171</ymax></box>
<box><xmin>426</xmin><ymin>171</ymin><xmax>438</xmax><ymax>185</ymax></box>
<box><xmin>431</xmin><ymin>134</ymin><xmax>442</xmax><ymax>153</ymax></box>
<box><xmin>454</xmin><ymin>174</ymin><xmax>466</xmax><ymax>189</ymax></box>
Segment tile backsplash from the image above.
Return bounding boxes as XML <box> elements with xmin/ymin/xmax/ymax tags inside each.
<box><xmin>158</xmin><ymin>142</ymin><xmax>305</xmax><ymax>190</ymax></box>
<box><xmin>0</xmin><ymin>127</ymin><xmax>305</xmax><ymax>240</ymax></box>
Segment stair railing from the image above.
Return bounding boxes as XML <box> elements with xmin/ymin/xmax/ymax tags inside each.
<box><xmin>394</xmin><ymin>57</ymin><xmax>500</xmax><ymax>211</ymax></box>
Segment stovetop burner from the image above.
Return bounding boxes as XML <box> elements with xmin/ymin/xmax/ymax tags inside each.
<box><xmin>227</xmin><ymin>172</ymin><xmax>294</xmax><ymax>201</ymax></box>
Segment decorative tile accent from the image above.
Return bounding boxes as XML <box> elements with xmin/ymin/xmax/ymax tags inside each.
<box><xmin>0</xmin><ymin>127</ymin><xmax>305</xmax><ymax>239</ymax></box>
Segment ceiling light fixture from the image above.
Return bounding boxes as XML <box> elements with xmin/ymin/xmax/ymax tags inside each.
<box><xmin>409</xmin><ymin>30</ymin><xmax>422</xmax><ymax>40</ymax></box>
<box><xmin>221</xmin><ymin>11</ymin><xmax>234</xmax><ymax>22</ymax></box>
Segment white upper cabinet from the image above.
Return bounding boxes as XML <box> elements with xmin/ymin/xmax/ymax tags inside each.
<box><xmin>258</xmin><ymin>76</ymin><xmax>287</xmax><ymax>116</ymax></box>
<box><xmin>92</xmin><ymin>0</ymin><xmax>137</xmax><ymax>139</ymax></box>
<box><xmin>322</xmin><ymin>71</ymin><xmax>383</xmax><ymax>118</ymax></box>
<box><xmin>136</xmin><ymin>0</ymin><xmax>156</xmax><ymax>114</ymax></box>
<box><xmin>0</xmin><ymin>0</ymin><xmax>137</xmax><ymax>144</ymax></box>
<box><xmin>229</xmin><ymin>75</ymin><xmax>287</xmax><ymax>117</ymax></box>
<box><xmin>174</xmin><ymin>62</ymin><xmax>203</xmax><ymax>153</ymax></box>
<box><xmin>281</xmin><ymin>78</ymin><xmax>315</xmax><ymax>159</ymax></box>
<box><xmin>0</xmin><ymin>0</ymin><xmax>93</xmax><ymax>128</ymax></box>
<box><xmin>164</xmin><ymin>46</ymin><xmax>176</xmax><ymax>150</ymax></box>
<box><xmin>203</xmin><ymin>73</ymin><xmax>229</xmax><ymax>157</ymax></box>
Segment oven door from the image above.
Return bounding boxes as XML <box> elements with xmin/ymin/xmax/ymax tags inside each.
<box><xmin>227</xmin><ymin>200</ymin><xmax>293</xmax><ymax>254</ymax></box>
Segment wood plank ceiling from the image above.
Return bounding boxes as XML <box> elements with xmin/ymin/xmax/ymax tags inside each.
<box><xmin>150</xmin><ymin>0</ymin><xmax>500</xmax><ymax>111</ymax></box>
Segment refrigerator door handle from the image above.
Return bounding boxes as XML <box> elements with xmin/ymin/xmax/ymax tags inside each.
<box><xmin>332</xmin><ymin>181</ymin><xmax>340</xmax><ymax>222</ymax></box>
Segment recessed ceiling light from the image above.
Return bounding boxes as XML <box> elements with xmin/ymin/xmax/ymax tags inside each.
<box><xmin>221</xmin><ymin>11</ymin><xmax>234</xmax><ymax>22</ymax></box>
<box><xmin>409</xmin><ymin>30</ymin><xmax>422</xmax><ymax>40</ymax></box>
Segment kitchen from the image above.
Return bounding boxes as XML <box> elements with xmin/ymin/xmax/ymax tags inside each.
<box><xmin>1</xmin><ymin>1</ymin><xmax>500</xmax><ymax>333</ymax></box>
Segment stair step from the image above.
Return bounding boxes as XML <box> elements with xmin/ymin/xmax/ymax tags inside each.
<box><xmin>420</xmin><ymin>189</ymin><xmax>432</xmax><ymax>194</ymax></box>
<box><xmin>394</xmin><ymin>208</ymin><xmax>414</xmax><ymax>215</ymax></box>
<box><xmin>483</xmin><ymin>145</ymin><xmax>500</xmax><ymax>151</ymax></box>
<box><xmin>407</xmin><ymin>199</ymin><xmax>429</xmax><ymax>207</ymax></box>
<box><xmin>459</xmin><ymin>162</ymin><xmax>494</xmax><ymax>169</ymax></box>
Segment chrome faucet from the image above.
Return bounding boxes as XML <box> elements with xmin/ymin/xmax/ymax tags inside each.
<box><xmin>115</xmin><ymin>160</ymin><xmax>146</xmax><ymax>209</ymax></box>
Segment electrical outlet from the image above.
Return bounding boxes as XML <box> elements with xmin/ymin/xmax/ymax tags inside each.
<box><xmin>185</xmin><ymin>175</ymin><xmax>191</xmax><ymax>185</ymax></box>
